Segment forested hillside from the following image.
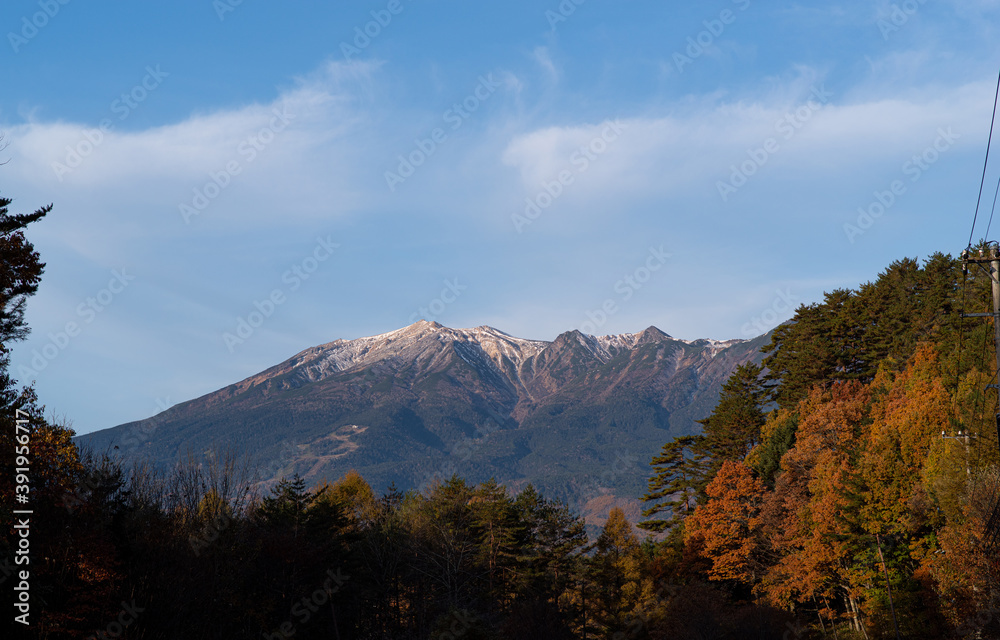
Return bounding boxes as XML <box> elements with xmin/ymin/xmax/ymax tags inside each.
<box><xmin>641</xmin><ymin>251</ymin><xmax>1000</xmax><ymax>637</ymax></box>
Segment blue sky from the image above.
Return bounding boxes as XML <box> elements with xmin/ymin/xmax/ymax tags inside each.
<box><xmin>3</xmin><ymin>0</ymin><xmax>1000</xmax><ymax>435</ymax></box>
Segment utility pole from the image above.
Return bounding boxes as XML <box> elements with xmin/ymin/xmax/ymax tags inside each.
<box><xmin>961</xmin><ymin>242</ymin><xmax>1000</xmax><ymax>547</ymax></box>
<box><xmin>993</xmin><ymin>247</ymin><xmax>1000</xmax><ymax>444</ymax></box>
<box><xmin>961</xmin><ymin>243</ymin><xmax>1000</xmax><ymax>441</ymax></box>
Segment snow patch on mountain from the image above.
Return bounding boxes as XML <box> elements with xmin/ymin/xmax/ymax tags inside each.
<box><xmin>284</xmin><ymin>321</ymin><xmax>547</xmax><ymax>382</ymax></box>
<box><xmin>681</xmin><ymin>338</ymin><xmax>746</xmax><ymax>354</ymax></box>
<box><xmin>576</xmin><ymin>332</ymin><xmax>642</xmax><ymax>362</ymax></box>
<box><xmin>449</xmin><ymin>325</ymin><xmax>548</xmax><ymax>371</ymax></box>
<box><xmin>275</xmin><ymin>321</ymin><xmax>745</xmax><ymax>384</ymax></box>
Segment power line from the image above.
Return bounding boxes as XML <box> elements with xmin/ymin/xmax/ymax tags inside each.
<box><xmin>986</xmin><ymin>171</ymin><xmax>1000</xmax><ymax>240</ymax></box>
<box><xmin>969</xmin><ymin>65</ymin><xmax>1000</xmax><ymax>247</ymax></box>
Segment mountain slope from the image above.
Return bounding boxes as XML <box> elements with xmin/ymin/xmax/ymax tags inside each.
<box><xmin>78</xmin><ymin>321</ymin><xmax>768</xmax><ymax>519</ymax></box>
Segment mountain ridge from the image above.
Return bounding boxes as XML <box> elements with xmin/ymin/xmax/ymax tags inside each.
<box><xmin>78</xmin><ymin>320</ymin><xmax>769</xmax><ymax>525</ymax></box>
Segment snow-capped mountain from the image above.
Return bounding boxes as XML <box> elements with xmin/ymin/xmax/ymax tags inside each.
<box><xmin>79</xmin><ymin>321</ymin><xmax>770</xmax><ymax>525</ymax></box>
<box><xmin>255</xmin><ymin>321</ymin><xmax>549</xmax><ymax>387</ymax></box>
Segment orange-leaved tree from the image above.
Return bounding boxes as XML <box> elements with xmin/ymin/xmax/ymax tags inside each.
<box><xmin>685</xmin><ymin>460</ymin><xmax>766</xmax><ymax>587</ymax></box>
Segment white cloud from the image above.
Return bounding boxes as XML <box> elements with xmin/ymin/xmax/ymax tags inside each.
<box><xmin>6</xmin><ymin>59</ymin><xmax>380</xmax><ymax>210</ymax></box>
<box><xmin>500</xmin><ymin>78</ymin><xmax>991</xmax><ymax>205</ymax></box>
<box><xmin>532</xmin><ymin>46</ymin><xmax>559</xmax><ymax>83</ymax></box>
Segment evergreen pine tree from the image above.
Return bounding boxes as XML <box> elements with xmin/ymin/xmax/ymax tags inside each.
<box><xmin>639</xmin><ymin>435</ymin><xmax>707</xmax><ymax>532</ymax></box>
<box><xmin>697</xmin><ymin>361</ymin><xmax>768</xmax><ymax>462</ymax></box>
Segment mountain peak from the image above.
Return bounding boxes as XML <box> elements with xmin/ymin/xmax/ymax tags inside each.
<box><xmin>636</xmin><ymin>326</ymin><xmax>671</xmax><ymax>343</ymax></box>
<box><xmin>81</xmin><ymin>319</ymin><xmax>766</xmax><ymax>515</ymax></box>
<box><xmin>269</xmin><ymin>322</ymin><xmax>746</xmax><ymax>390</ymax></box>
<box><xmin>413</xmin><ymin>319</ymin><xmax>443</xmax><ymax>329</ymax></box>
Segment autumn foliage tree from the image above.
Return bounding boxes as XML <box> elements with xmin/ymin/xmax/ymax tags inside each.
<box><xmin>641</xmin><ymin>363</ymin><xmax>768</xmax><ymax>532</ymax></box>
<box><xmin>642</xmin><ymin>253</ymin><xmax>1000</xmax><ymax>638</ymax></box>
<box><xmin>684</xmin><ymin>461</ymin><xmax>765</xmax><ymax>587</ymax></box>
